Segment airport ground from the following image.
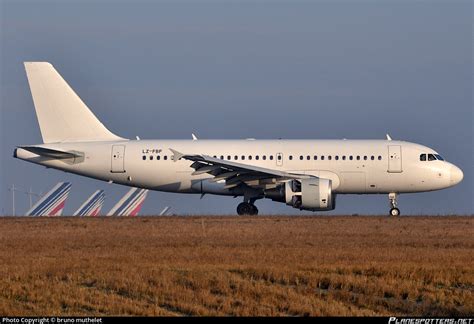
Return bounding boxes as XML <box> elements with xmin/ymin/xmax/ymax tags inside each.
<box><xmin>0</xmin><ymin>216</ymin><xmax>472</xmax><ymax>316</ymax></box>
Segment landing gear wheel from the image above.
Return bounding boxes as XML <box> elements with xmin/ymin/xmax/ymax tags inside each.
<box><xmin>250</xmin><ymin>204</ymin><xmax>259</xmax><ymax>216</ymax></box>
<box><xmin>390</xmin><ymin>207</ymin><xmax>400</xmax><ymax>217</ymax></box>
<box><xmin>237</xmin><ymin>202</ymin><xmax>252</xmax><ymax>215</ymax></box>
<box><xmin>388</xmin><ymin>193</ymin><xmax>400</xmax><ymax>217</ymax></box>
<box><xmin>237</xmin><ymin>202</ymin><xmax>259</xmax><ymax>216</ymax></box>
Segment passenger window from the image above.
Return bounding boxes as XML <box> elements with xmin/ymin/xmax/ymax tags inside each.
<box><xmin>364</xmin><ymin>156</ymin><xmax>368</xmax><ymax>161</ymax></box>
<box><xmin>328</xmin><ymin>156</ymin><xmax>332</xmax><ymax>160</ymax></box>
<box><xmin>164</xmin><ymin>156</ymin><xmax>168</xmax><ymax>160</ymax></box>
<box><xmin>428</xmin><ymin>154</ymin><xmax>436</xmax><ymax>161</ymax></box>
<box><xmin>142</xmin><ymin>156</ymin><xmax>146</xmax><ymax>160</ymax></box>
<box><xmin>220</xmin><ymin>155</ymin><xmax>224</xmax><ymax>160</ymax></box>
<box><xmin>255</xmin><ymin>155</ymin><xmax>259</xmax><ymax>160</ymax></box>
<box><xmin>289</xmin><ymin>155</ymin><xmax>293</xmax><ymax>160</ymax></box>
<box><xmin>342</xmin><ymin>156</ymin><xmax>346</xmax><ymax>161</ymax></box>
<box><xmin>234</xmin><ymin>155</ymin><xmax>238</xmax><ymax>160</ymax></box>
<box><xmin>248</xmin><ymin>155</ymin><xmax>252</xmax><ymax>160</ymax></box>
<box><xmin>241</xmin><ymin>155</ymin><xmax>245</xmax><ymax>160</ymax></box>
<box><xmin>269</xmin><ymin>155</ymin><xmax>274</xmax><ymax>160</ymax></box>
<box><xmin>314</xmin><ymin>155</ymin><xmax>318</xmax><ymax>160</ymax></box>
<box><xmin>149</xmin><ymin>156</ymin><xmax>153</xmax><ymax>160</ymax></box>
<box><xmin>299</xmin><ymin>155</ymin><xmax>303</xmax><ymax>160</ymax></box>
<box><xmin>371</xmin><ymin>156</ymin><xmax>375</xmax><ymax>160</ymax></box>
<box><xmin>321</xmin><ymin>156</ymin><xmax>325</xmax><ymax>160</ymax></box>
<box><xmin>157</xmin><ymin>156</ymin><xmax>161</xmax><ymax>160</ymax></box>
<box><xmin>335</xmin><ymin>156</ymin><xmax>339</xmax><ymax>161</ymax></box>
<box><xmin>263</xmin><ymin>155</ymin><xmax>267</xmax><ymax>160</ymax></box>
<box><xmin>278</xmin><ymin>155</ymin><xmax>282</xmax><ymax>161</ymax></box>
<box><xmin>378</xmin><ymin>156</ymin><xmax>382</xmax><ymax>160</ymax></box>
<box><xmin>350</xmin><ymin>156</ymin><xmax>353</xmax><ymax>160</ymax></box>
<box><xmin>356</xmin><ymin>156</ymin><xmax>360</xmax><ymax>160</ymax></box>
<box><xmin>227</xmin><ymin>155</ymin><xmax>231</xmax><ymax>160</ymax></box>
<box><xmin>307</xmin><ymin>155</ymin><xmax>310</xmax><ymax>160</ymax></box>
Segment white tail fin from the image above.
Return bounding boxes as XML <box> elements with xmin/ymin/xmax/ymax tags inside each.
<box><xmin>24</xmin><ymin>62</ymin><xmax>124</xmax><ymax>143</ymax></box>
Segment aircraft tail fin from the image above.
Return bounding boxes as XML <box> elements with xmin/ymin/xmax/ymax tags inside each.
<box><xmin>26</xmin><ymin>182</ymin><xmax>72</xmax><ymax>216</ymax></box>
<box><xmin>24</xmin><ymin>62</ymin><xmax>124</xmax><ymax>143</ymax></box>
<box><xmin>107</xmin><ymin>187</ymin><xmax>148</xmax><ymax>216</ymax></box>
<box><xmin>73</xmin><ymin>190</ymin><xmax>105</xmax><ymax>216</ymax></box>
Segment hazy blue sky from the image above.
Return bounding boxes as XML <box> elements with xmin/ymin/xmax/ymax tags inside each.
<box><xmin>1</xmin><ymin>1</ymin><xmax>472</xmax><ymax>215</ymax></box>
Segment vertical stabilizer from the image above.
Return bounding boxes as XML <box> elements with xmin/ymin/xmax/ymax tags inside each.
<box><xmin>107</xmin><ymin>188</ymin><xmax>148</xmax><ymax>216</ymax></box>
<box><xmin>26</xmin><ymin>182</ymin><xmax>72</xmax><ymax>216</ymax></box>
<box><xmin>73</xmin><ymin>190</ymin><xmax>105</xmax><ymax>216</ymax></box>
<box><xmin>24</xmin><ymin>62</ymin><xmax>124</xmax><ymax>143</ymax></box>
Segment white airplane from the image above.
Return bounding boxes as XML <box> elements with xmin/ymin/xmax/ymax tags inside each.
<box><xmin>14</xmin><ymin>62</ymin><xmax>463</xmax><ymax>216</ymax></box>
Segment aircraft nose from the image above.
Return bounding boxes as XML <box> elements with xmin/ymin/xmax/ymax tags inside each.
<box><xmin>450</xmin><ymin>165</ymin><xmax>463</xmax><ymax>186</ymax></box>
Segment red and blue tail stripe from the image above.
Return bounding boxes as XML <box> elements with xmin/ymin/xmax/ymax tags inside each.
<box><xmin>25</xmin><ymin>182</ymin><xmax>72</xmax><ymax>216</ymax></box>
<box><xmin>107</xmin><ymin>188</ymin><xmax>148</xmax><ymax>216</ymax></box>
<box><xmin>73</xmin><ymin>190</ymin><xmax>105</xmax><ymax>216</ymax></box>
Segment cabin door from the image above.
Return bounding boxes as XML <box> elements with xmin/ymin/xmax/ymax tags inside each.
<box><xmin>111</xmin><ymin>145</ymin><xmax>126</xmax><ymax>173</ymax></box>
<box><xmin>388</xmin><ymin>145</ymin><xmax>402</xmax><ymax>173</ymax></box>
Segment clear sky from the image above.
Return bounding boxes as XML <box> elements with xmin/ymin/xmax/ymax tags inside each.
<box><xmin>1</xmin><ymin>1</ymin><xmax>472</xmax><ymax>215</ymax></box>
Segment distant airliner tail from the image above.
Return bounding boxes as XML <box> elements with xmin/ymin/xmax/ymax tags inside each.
<box><xmin>73</xmin><ymin>190</ymin><xmax>105</xmax><ymax>216</ymax></box>
<box><xmin>107</xmin><ymin>188</ymin><xmax>148</xmax><ymax>216</ymax></box>
<box><xmin>24</xmin><ymin>62</ymin><xmax>124</xmax><ymax>143</ymax></box>
<box><xmin>26</xmin><ymin>182</ymin><xmax>72</xmax><ymax>216</ymax></box>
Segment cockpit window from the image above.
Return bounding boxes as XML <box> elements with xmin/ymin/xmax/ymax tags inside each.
<box><xmin>428</xmin><ymin>154</ymin><xmax>436</xmax><ymax>161</ymax></box>
<box><xmin>420</xmin><ymin>154</ymin><xmax>426</xmax><ymax>161</ymax></box>
<box><xmin>435</xmin><ymin>154</ymin><xmax>444</xmax><ymax>161</ymax></box>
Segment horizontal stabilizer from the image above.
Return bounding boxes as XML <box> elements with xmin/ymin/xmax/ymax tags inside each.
<box><xmin>19</xmin><ymin>146</ymin><xmax>83</xmax><ymax>159</ymax></box>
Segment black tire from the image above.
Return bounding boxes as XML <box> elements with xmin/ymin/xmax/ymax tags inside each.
<box><xmin>237</xmin><ymin>202</ymin><xmax>252</xmax><ymax>215</ymax></box>
<box><xmin>390</xmin><ymin>208</ymin><xmax>400</xmax><ymax>217</ymax></box>
<box><xmin>250</xmin><ymin>204</ymin><xmax>259</xmax><ymax>216</ymax></box>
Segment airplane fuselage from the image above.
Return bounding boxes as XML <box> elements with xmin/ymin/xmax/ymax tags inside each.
<box><xmin>15</xmin><ymin>139</ymin><xmax>462</xmax><ymax>196</ymax></box>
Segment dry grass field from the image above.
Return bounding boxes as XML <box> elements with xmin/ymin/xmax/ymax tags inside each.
<box><xmin>0</xmin><ymin>216</ymin><xmax>472</xmax><ymax>316</ymax></box>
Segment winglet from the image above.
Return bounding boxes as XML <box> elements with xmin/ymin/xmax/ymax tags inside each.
<box><xmin>192</xmin><ymin>133</ymin><xmax>198</xmax><ymax>141</ymax></box>
<box><xmin>169</xmin><ymin>148</ymin><xmax>184</xmax><ymax>162</ymax></box>
<box><xmin>386</xmin><ymin>134</ymin><xmax>392</xmax><ymax>141</ymax></box>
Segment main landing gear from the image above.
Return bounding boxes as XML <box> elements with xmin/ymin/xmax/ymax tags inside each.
<box><xmin>237</xmin><ymin>202</ymin><xmax>259</xmax><ymax>215</ymax></box>
<box><xmin>389</xmin><ymin>192</ymin><xmax>400</xmax><ymax>216</ymax></box>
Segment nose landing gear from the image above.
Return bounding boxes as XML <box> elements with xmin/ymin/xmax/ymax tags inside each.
<box><xmin>389</xmin><ymin>192</ymin><xmax>400</xmax><ymax>216</ymax></box>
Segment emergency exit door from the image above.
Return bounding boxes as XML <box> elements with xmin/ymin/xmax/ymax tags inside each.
<box><xmin>388</xmin><ymin>145</ymin><xmax>402</xmax><ymax>173</ymax></box>
<box><xmin>111</xmin><ymin>145</ymin><xmax>126</xmax><ymax>173</ymax></box>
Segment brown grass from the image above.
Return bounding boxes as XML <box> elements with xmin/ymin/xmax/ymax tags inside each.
<box><xmin>0</xmin><ymin>216</ymin><xmax>472</xmax><ymax>316</ymax></box>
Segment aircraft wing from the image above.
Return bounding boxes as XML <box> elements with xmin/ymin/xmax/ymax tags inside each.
<box><xmin>170</xmin><ymin>149</ymin><xmax>312</xmax><ymax>189</ymax></box>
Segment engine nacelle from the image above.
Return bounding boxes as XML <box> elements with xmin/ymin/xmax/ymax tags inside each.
<box><xmin>265</xmin><ymin>178</ymin><xmax>336</xmax><ymax>211</ymax></box>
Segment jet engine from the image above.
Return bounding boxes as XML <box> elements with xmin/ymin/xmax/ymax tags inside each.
<box><xmin>265</xmin><ymin>178</ymin><xmax>336</xmax><ymax>211</ymax></box>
